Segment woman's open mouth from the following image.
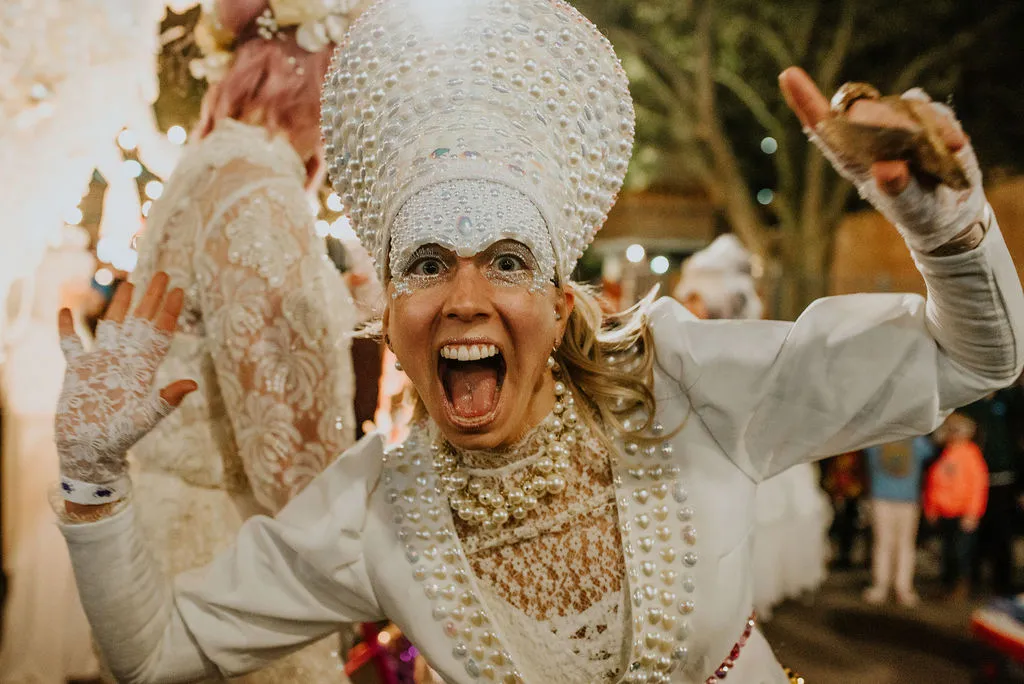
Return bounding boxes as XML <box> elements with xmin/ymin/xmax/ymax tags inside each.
<box><xmin>438</xmin><ymin>341</ymin><xmax>507</xmax><ymax>427</ymax></box>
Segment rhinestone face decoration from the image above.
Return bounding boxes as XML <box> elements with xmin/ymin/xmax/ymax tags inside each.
<box><xmin>389</xmin><ymin>179</ymin><xmax>556</xmax><ymax>286</ymax></box>
<box><xmin>320</xmin><ymin>0</ymin><xmax>636</xmax><ymax>283</ymax></box>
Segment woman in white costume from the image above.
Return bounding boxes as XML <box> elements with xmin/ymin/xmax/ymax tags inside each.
<box><xmin>123</xmin><ymin>0</ymin><xmax>368</xmax><ymax>680</ymax></box>
<box><xmin>0</xmin><ymin>227</ymin><xmax>98</xmax><ymax>683</ymax></box>
<box><xmin>673</xmin><ymin>236</ymin><xmax>832</xmax><ymax>620</ymax></box>
<box><xmin>52</xmin><ymin>1</ymin><xmax>1024</xmax><ymax>682</ymax></box>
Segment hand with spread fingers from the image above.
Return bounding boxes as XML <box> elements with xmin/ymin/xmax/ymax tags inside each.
<box><xmin>780</xmin><ymin>67</ymin><xmax>987</xmax><ymax>255</ymax></box>
<box><xmin>56</xmin><ymin>273</ymin><xmax>197</xmax><ymax>506</ymax></box>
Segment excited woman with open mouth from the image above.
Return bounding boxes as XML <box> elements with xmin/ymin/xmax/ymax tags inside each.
<box><xmin>53</xmin><ymin>0</ymin><xmax>1024</xmax><ymax>682</ymax></box>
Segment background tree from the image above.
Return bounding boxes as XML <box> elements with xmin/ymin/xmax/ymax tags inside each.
<box><xmin>578</xmin><ymin>0</ymin><xmax>1024</xmax><ymax>317</ymax></box>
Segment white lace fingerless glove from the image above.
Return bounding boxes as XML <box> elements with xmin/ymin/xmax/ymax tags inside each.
<box><xmin>808</xmin><ymin>89</ymin><xmax>987</xmax><ymax>254</ymax></box>
<box><xmin>56</xmin><ymin>318</ymin><xmax>176</xmax><ymax>504</ymax></box>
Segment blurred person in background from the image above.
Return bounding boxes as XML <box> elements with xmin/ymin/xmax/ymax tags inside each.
<box><xmin>0</xmin><ymin>225</ymin><xmax>98</xmax><ymax>682</ymax></box>
<box><xmin>327</xmin><ymin>234</ymin><xmax>386</xmax><ymax>440</ymax></box>
<box><xmin>925</xmin><ymin>413</ymin><xmax>989</xmax><ymax>602</ymax></box>
<box><xmin>124</xmin><ymin>0</ymin><xmax>369</xmax><ymax>680</ymax></box>
<box><xmin>963</xmin><ymin>387</ymin><xmax>1024</xmax><ymax>595</ymax></box>
<box><xmin>824</xmin><ymin>451</ymin><xmax>869</xmax><ymax>570</ymax></box>
<box><xmin>863</xmin><ymin>436</ymin><xmax>935</xmax><ymax>607</ymax></box>
<box><xmin>674</xmin><ymin>234</ymin><xmax>832</xmax><ymax>619</ymax></box>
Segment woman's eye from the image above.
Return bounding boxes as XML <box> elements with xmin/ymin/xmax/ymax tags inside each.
<box><xmin>409</xmin><ymin>257</ymin><xmax>446</xmax><ymax>276</ymax></box>
<box><xmin>494</xmin><ymin>254</ymin><xmax>526</xmax><ymax>272</ymax></box>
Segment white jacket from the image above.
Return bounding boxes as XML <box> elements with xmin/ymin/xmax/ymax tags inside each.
<box><xmin>62</xmin><ymin>215</ymin><xmax>1024</xmax><ymax>683</ymax></box>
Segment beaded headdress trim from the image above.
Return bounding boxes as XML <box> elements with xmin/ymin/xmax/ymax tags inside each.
<box><xmin>320</xmin><ymin>0</ymin><xmax>636</xmax><ymax>282</ymax></box>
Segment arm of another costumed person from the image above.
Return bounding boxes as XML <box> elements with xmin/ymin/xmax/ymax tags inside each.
<box><xmin>59</xmin><ymin>435</ymin><xmax>386</xmax><ymax>683</ymax></box>
<box><xmin>194</xmin><ymin>165</ymin><xmax>358</xmax><ymax>513</ymax></box>
<box><xmin>649</xmin><ymin>203</ymin><xmax>1023</xmax><ymax>482</ymax></box>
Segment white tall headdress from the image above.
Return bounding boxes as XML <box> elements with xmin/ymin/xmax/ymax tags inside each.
<box><xmin>674</xmin><ymin>234</ymin><xmax>764</xmax><ymax>320</ymax></box>
<box><xmin>320</xmin><ymin>0</ymin><xmax>635</xmax><ymax>283</ymax></box>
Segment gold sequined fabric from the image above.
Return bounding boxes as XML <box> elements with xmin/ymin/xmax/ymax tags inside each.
<box><xmin>451</xmin><ymin>419</ymin><xmax>630</xmax><ymax>683</ymax></box>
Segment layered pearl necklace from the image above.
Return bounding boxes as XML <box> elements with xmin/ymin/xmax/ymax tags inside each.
<box><xmin>433</xmin><ymin>359</ymin><xmax>585</xmax><ymax>530</ymax></box>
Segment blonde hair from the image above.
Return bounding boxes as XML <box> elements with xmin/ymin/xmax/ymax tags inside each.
<box><xmin>555</xmin><ymin>283</ymin><xmax>660</xmax><ymax>440</ymax></box>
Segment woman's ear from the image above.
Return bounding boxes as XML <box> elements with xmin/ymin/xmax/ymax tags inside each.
<box><xmin>304</xmin><ymin>149</ymin><xmax>326</xmax><ymax>190</ymax></box>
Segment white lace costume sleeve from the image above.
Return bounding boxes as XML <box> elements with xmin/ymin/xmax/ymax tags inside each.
<box><xmin>650</xmin><ymin>207</ymin><xmax>1024</xmax><ymax>481</ymax></box>
<box><xmin>191</xmin><ymin>164</ymin><xmax>355</xmax><ymax>512</ymax></box>
<box><xmin>60</xmin><ymin>436</ymin><xmax>386</xmax><ymax>683</ymax></box>
<box><xmin>129</xmin><ymin>122</ymin><xmax>357</xmax><ymax>513</ymax></box>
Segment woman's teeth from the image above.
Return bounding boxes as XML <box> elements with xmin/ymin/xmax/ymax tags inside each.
<box><xmin>440</xmin><ymin>344</ymin><xmax>499</xmax><ymax>361</ymax></box>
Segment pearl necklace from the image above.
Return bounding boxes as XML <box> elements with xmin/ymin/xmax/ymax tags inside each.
<box><xmin>433</xmin><ymin>362</ymin><xmax>584</xmax><ymax>530</ymax></box>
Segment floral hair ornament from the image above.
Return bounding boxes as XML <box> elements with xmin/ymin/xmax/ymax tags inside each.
<box><xmin>320</xmin><ymin>0</ymin><xmax>636</xmax><ymax>285</ymax></box>
<box><xmin>191</xmin><ymin>0</ymin><xmax>369</xmax><ymax>82</ymax></box>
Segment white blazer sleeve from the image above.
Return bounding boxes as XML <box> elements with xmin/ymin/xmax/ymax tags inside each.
<box><xmin>60</xmin><ymin>435</ymin><xmax>387</xmax><ymax>684</ymax></box>
<box><xmin>652</xmin><ymin>211</ymin><xmax>1024</xmax><ymax>481</ymax></box>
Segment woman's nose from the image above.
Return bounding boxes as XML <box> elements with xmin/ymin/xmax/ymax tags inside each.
<box><xmin>442</xmin><ymin>261</ymin><xmax>492</xmax><ymax>322</ymax></box>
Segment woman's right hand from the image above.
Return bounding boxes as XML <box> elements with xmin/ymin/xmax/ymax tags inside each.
<box><xmin>780</xmin><ymin>67</ymin><xmax>985</xmax><ymax>255</ymax></box>
<box><xmin>56</xmin><ymin>273</ymin><xmax>197</xmax><ymax>506</ymax></box>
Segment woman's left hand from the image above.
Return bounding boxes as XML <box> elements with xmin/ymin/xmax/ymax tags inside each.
<box><xmin>779</xmin><ymin>67</ymin><xmax>986</xmax><ymax>254</ymax></box>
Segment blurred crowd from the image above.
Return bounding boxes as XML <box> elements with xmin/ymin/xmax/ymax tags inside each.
<box><xmin>824</xmin><ymin>383</ymin><xmax>1024</xmax><ymax>605</ymax></box>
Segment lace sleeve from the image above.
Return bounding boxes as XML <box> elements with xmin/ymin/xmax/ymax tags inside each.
<box><xmin>195</xmin><ymin>172</ymin><xmax>356</xmax><ymax>512</ymax></box>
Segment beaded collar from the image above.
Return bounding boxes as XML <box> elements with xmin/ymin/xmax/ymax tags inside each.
<box><xmin>381</xmin><ymin>409</ymin><xmax>722</xmax><ymax>683</ymax></box>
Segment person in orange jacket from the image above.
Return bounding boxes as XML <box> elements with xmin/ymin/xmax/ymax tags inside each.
<box><xmin>924</xmin><ymin>413</ymin><xmax>990</xmax><ymax>600</ymax></box>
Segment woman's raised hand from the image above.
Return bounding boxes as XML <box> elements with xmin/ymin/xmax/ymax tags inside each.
<box><xmin>780</xmin><ymin>67</ymin><xmax>986</xmax><ymax>254</ymax></box>
<box><xmin>56</xmin><ymin>273</ymin><xmax>197</xmax><ymax>506</ymax></box>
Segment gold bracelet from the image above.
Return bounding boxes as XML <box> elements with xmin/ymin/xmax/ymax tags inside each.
<box><xmin>927</xmin><ymin>221</ymin><xmax>986</xmax><ymax>257</ymax></box>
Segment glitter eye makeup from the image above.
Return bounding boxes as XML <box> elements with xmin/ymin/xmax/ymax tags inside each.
<box><xmin>390</xmin><ymin>240</ymin><xmax>551</xmax><ymax>298</ymax></box>
<box><xmin>391</xmin><ymin>244</ymin><xmax>458</xmax><ymax>297</ymax></box>
<box><xmin>480</xmin><ymin>241</ymin><xmax>548</xmax><ymax>290</ymax></box>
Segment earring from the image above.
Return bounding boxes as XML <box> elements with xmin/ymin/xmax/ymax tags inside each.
<box><xmin>395</xmin><ymin>360</ymin><xmax>403</xmax><ymax>372</ymax></box>
<box><xmin>554</xmin><ymin>310</ymin><xmax>562</xmax><ymax>321</ymax></box>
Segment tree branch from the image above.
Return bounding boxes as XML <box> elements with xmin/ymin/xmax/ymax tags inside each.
<box><xmin>824</xmin><ymin>176</ymin><xmax>854</xmax><ymax>231</ymax></box>
<box><xmin>791</xmin><ymin>5</ymin><xmax>820</xmax><ymax>63</ymax></box>
<box><xmin>605</xmin><ymin>27</ymin><xmax>696</xmax><ymax>113</ymax></box>
<box><xmin>734</xmin><ymin>17</ymin><xmax>793</xmax><ymax>72</ymax></box>
<box><xmin>889</xmin><ymin>5</ymin><xmax>1020</xmax><ymax>93</ymax></box>
<box><xmin>813</xmin><ymin>0</ymin><xmax>856</xmax><ymax>93</ymax></box>
<box><xmin>713</xmin><ymin>67</ymin><xmax>785</xmax><ymax>142</ymax></box>
<box><xmin>694</xmin><ymin>0</ymin><xmax>769</xmax><ymax>256</ymax></box>
<box><xmin>801</xmin><ymin>0</ymin><xmax>856</xmax><ymax>229</ymax></box>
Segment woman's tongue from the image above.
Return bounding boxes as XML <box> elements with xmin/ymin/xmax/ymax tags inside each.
<box><xmin>447</xmin><ymin>364</ymin><xmax>499</xmax><ymax>418</ymax></box>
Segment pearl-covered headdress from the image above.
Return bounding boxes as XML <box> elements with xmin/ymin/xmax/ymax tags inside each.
<box><xmin>320</xmin><ymin>0</ymin><xmax>635</xmax><ymax>284</ymax></box>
